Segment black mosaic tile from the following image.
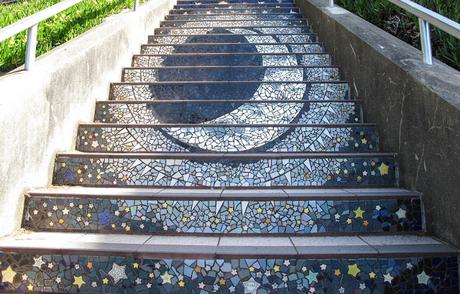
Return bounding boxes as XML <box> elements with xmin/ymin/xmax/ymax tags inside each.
<box><xmin>52</xmin><ymin>155</ymin><xmax>398</xmax><ymax>187</ymax></box>
<box><xmin>0</xmin><ymin>253</ymin><xmax>457</xmax><ymax>293</ymax></box>
<box><xmin>23</xmin><ymin>197</ymin><xmax>422</xmax><ymax>234</ymax></box>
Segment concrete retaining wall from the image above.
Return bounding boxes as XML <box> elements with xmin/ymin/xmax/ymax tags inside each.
<box><xmin>0</xmin><ymin>0</ymin><xmax>174</xmax><ymax>236</ymax></box>
<box><xmin>297</xmin><ymin>0</ymin><xmax>460</xmax><ymax>246</ymax></box>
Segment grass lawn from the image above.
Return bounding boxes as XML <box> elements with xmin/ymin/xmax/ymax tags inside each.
<box><xmin>336</xmin><ymin>0</ymin><xmax>460</xmax><ymax>70</ymax></box>
<box><xmin>0</xmin><ymin>0</ymin><xmax>144</xmax><ymax>73</ymax></box>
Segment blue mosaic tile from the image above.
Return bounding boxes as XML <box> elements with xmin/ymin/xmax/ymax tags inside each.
<box><xmin>76</xmin><ymin>126</ymin><xmax>378</xmax><ymax>153</ymax></box>
<box><xmin>109</xmin><ymin>82</ymin><xmax>349</xmax><ymax>101</ymax></box>
<box><xmin>0</xmin><ymin>253</ymin><xmax>457</xmax><ymax>293</ymax></box>
<box><xmin>94</xmin><ymin>101</ymin><xmax>360</xmax><ymax>125</ymax></box>
<box><xmin>23</xmin><ymin>197</ymin><xmax>422</xmax><ymax>234</ymax></box>
<box><xmin>122</xmin><ymin>67</ymin><xmax>339</xmax><ymax>83</ymax></box>
<box><xmin>147</xmin><ymin>33</ymin><xmax>317</xmax><ymax>44</ymax></box>
<box><xmin>169</xmin><ymin>8</ymin><xmax>300</xmax><ymax>15</ymax></box>
<box><xmin>52</xmin><ymin>155</ymin><xmax>397</xmax><ymax>187</ymax></box>
<box><xmin>133</xmin><ymin>53</ymin><xmax>330</xmax><ymax>67</ymax></box>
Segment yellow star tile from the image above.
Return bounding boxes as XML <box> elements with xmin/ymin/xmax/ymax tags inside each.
<box><xmin>194</xmin><ymin>266</ymin><xmax>201</xmax><ymax>273</ymax></box>
<box><xmin>348</xmin><ymin>264</ymin><xmax>361</xmax><ymax>278</ymax></box>
<box><xmin>162</xmin><ymin>203</ymin><xmax>168</xmax><ymax>208</ymax></box>
<box><xmin>256</xmin><ymin>208</ymin><xmax>263</xmax><ymax>214</ymax></box>
<box><xmin>1</xmin><ymin>266</ymin><xmax>17</xmax><ymax>284</ymax></box>
<box><xmin>27</xmin><ymin>284</ymin><xmax>33</xmax><ymax>291</ymax></box>
<box><xmin>219</xmin><ymin>278</ymin><xmax>226</xmax><ymax>285</ymax></box>
<box><xmin>178</xmin><ymin>280</ymin><xmax>185</xmax><ymax>287</ymax></box>
<box><xmin>102</xmin><ymin>277</ymin><xmax>109</xmax><ymax>284</ymax></box>
<box><xmin>346</xmin><ymin>218</ymin><xmax>352</xmax><ymax>225</ymax></box>
<box><xmin>133</xmin><ymin>262</ymin><xmax>139</xmax><ymax>269</ymax></box>
<box><xmin>303</xmin><ymin>208</ymin><xmax>310</xmax><ymax>214</ymax></box>
<box><xmin>87</xmin><ymin>262</ymin><xmax>93</xmax><ymax>269</ymax></box>
<box><xmin>363</xmin><ymin>220</ymin><xmax>369</xmax><ymax>227</ymax></box>
<box><xmin>73</xmin><ymin>276</ymin><xmax>85</xmax><ymax>288</ymax></box>
<box><xmin>378</xmin><ymin>163</ymin><xmax>389</xmax><ymax>176</ymax></box>
<box><xmin>249</xmin><ymin>266</ymin><xmax>255</xmax><ymax>272</ymax></box>
<box><xmin>124</xmin><ymin>207</ymin><xmax>130</xmax><ymax>212</ymax></box>
<box><xmin>228</xmin><ymin>207</ymin><xmax>234</xmax><ymax>213</ymax></box>
<box><xmin>161</xmin><ymin>272</ymin><xmax>173</xmax><ymax>284</ymax></box>
<box><xmin>273</xmin><ymin>265</ymin><xmax>280</xmax><ymax>272</ymax></box>
<box><xmin>369</xmin><ymin>272</ymin><xmax>376</xmax><ymax>279</ymax></box>
<box><xmin>361</xmin><ymin>138</ymin><xmax>368</xmax><ymax>144</ymax></box>
<box><xmin>354</xmin><ymin>207</ymin><xmax>365</xmax><ymax>219</ymax></box>
<box><xmin>334</xmin><ymin>269</ymin><xmax>341</xmax><ymax>276</ymax></box>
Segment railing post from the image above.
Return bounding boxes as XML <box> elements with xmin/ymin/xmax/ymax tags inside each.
<box><xmin>418</xmin><ymin>18</ymin><xmax>433</xmax><ymax>65</ymax></box>
<box><xmin>134</xmin><ymin>0</ymin><xmax>139</xmax><ymax>11</ymax></box>
<box><xmin>25</xmin><ymin>23</ymin><xmax>38</xmax><ymax>71</ymax></box>
<box><xmin>329</xmin><ymin>0</ymin><xmax>334</xmax><ymax>7</ymax></box>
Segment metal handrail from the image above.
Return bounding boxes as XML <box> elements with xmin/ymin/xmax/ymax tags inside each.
<box><xmin>328</xmin><ymin>0</ymin><xmax>460</xmax><ymax>65</ymax></box>
<box><xmin>0</xmin><ymin>0</ymin><xmax>140</xmax><ymax>70</ymax></box>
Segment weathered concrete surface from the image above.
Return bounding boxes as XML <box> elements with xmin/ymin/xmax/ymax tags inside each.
<box><xmin>298</xmin><ymin>0</ymin><xmax>460</xmax><ymax>246</ymax></box>
<box><xmin>0</xmin><ymin>0</ymin><xmax>174</xmax><ymax>236</ymax></box>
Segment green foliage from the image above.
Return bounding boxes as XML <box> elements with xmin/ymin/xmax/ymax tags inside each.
<box><xmin>336</xmin><ymin>0</ymin><xmax>460</xmax><ymax>70</ymax></box>
<box><xmin>0</xmin><ymin>0</ymin><xmax>144</xmax><ymax>73</ymax></box>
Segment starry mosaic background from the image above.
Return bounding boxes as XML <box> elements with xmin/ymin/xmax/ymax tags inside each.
<box><xmin>23</xmin><ymin>197</ymin><xmax>422</xmax><ymax>234</ymax></box>
<box><xmin>52</xmin><ymin>156</ymin><xmax>397</xmax><ymax>187</ymax></box>
<box><xmin>0</xmin><ymin>254</ymin><xmax>458</xmax><ymax>293</ymax></box>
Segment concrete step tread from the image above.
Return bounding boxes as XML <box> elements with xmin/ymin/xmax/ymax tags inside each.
<box><xmin>27</xmin><ymin>187</ymin><xmax>421</xmax><ymax>199</ymax></box>
<box><xmin>0</xmin><ymin>232</ymin><xmax>456</xmax><ymax>258</ymax></box>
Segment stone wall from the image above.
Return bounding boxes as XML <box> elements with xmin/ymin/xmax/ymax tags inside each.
<box><xmin>0</xmin><ymin>0</ymin><xmax>175</xmax><ymax>236</ymax></box>
<box><xmin>297</xmin><ymin>0</ymin><xmax>460</xmax><ymax>246</ymax></box>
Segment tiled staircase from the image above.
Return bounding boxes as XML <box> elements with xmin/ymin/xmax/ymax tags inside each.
<box><xmin>0</xmin><ymin>0</ymin><xmax>459</xmax><ymax>293</ymax></box>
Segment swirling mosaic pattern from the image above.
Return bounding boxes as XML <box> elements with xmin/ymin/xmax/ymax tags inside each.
<box><xmin>147</xmin><ymin>34</ymin><xmax>318</xmax><ymax>44</ymax></box>
<box><xmin>109</xmin><ymin>82</ymin><xmax>349</xmax><ymax>101</ymax></box>
<box><xmin>122</xmin><ymin>67</ymin><xmax>339</xmax><ymax>82</ymax></box>
<box><xmin>0</xmin><ymin>254</ymin><xmax>457</xmax><ymax>293</ymax></box>
<box><xmin>95</xmin><ymin>101</ymin><xmax>360</xmax><ymax>124</ymax></box>
<box><xmin>76</xmin><ymin>126</ymin><xmax>378</xmax><ymax>153</ymax></box>
<box><xmin>53</xmin><ymin>156</ymin><xmax>397</xmax><ymax>187</ymax></box>
<box><xmin>132</xmin><ymin>54</ymin><xmax>330</xmax><ymax>67</ymax></box>
<box><xmin>24</xmin><ymin>197</ymin><xmax>422</xmax><ymax>234</ymax></box>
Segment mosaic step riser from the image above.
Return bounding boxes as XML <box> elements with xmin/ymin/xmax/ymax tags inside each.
<box><xmin>0</xmin><ymin>253</ymin><xmax>457</xmax><ymax>293</ymax></box>
<box><xmin>23</xmin><ymin>195</ymin><xmax>422</xmax><ymax>234</ymax></box>
<box><xmin>109</xmin><ymin>82</ymin><xmax>350</xmax><ymax>102</ymax></box>
<box><xmin>169</xmin><ymin>8</ymin><xmax>300</xmax><ymax>14</ymax></box>
<box><xmin>94</xmin><ymin>101</ymin><xmax>361</xmax><ymax>125</ymax></box>
<box><xmin>121</xmin><ymin>67</ymin><xmax>339</xmax><ymax>83</ymax></box>
<box><xmin>147</xmin><ymin>33</ymin><xmax>318</xmax><ymax>44</ymax></box>
<box><xmin>155</xmin><ymin>26</ymin><xmax>311</xmax><ymax>35</ymax></box>
<box><xmin>75</xmin><ymin>125</ymin><xmax>378</xmax><ymax>153</ymax></box>
<box><xmin>52</xmin><ymin>155</ymin><xmax>398</xmax><ymax>188</ymax></box>
<box><xmin>173</xmin><ymin>3</ymin><xmax>297</xmax><ymax>8</ymax></box>
<box><xmin>176</xmin><ymin>0</ymin><xmax>295</xmax><ymax>4</ymax></box>
<box><xmin>141</xmin><ymin>43</ymin><xmax>323</xmax><ymax>54</ymax></box>
<box><xmin>132</xmin><ymin>54</ymin><xmax>330</xmax><ymax>67</ymax></box>
<box><xmin>159</xmin><ymin>19</ymin><xmax>307</xmax><ymax>28</ymax></box>
<box><xmin>165</xmin><ymin>13</ymin><xmax>304</xmax><ymax>21</ymax></box>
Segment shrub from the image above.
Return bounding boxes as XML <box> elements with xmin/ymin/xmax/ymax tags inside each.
<box><xmin>0</xmin><ymin>0</ymin><xmax>144</xmax><ymax>73</ymax></box>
